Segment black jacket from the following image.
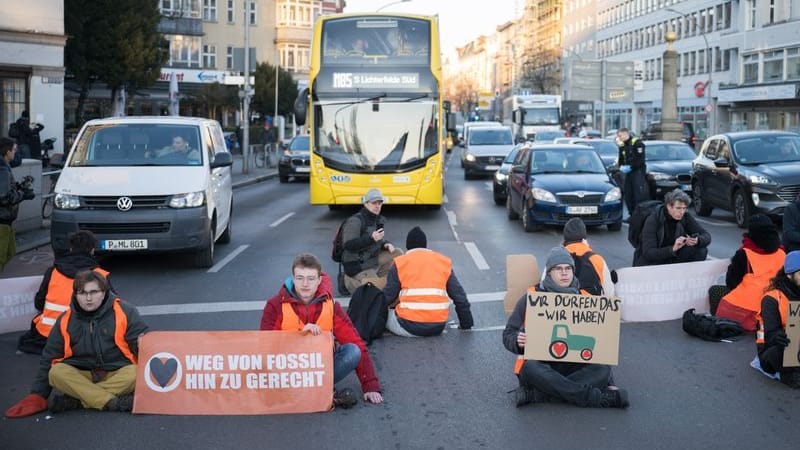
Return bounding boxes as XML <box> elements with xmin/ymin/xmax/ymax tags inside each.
<box><xmin>635</xmin><ymin>206</ymin><xmax>711</xmax><ymax>266</ymax></box>
<box><xmin>0</xmin><ymin>159</ymin><xmax>25</xmax><ymax>224</ymax></box>
<box><xmin>617</xmin><ymin>137</ymin><xmax>646</xmax><ymax>170</ymax></box>
<box><xmin>783</xmin><ymin>200</ymin><xmax>800</xmax><ymax>253</ymax></box>
<box><xmin>757</xmin><ymin>276</ymin><xmax>800</xmax><ymax>375</ymax></box>
<box><xmin>341</xmin><ymin>208</ymin><xmax>387</xmax><ymax>276</ymax></box>
<box><xmin>16</xmin><ymin>117</ymin><xmax>44</xmax><ymax>157</ymax></box>
<box><xmin>34</xmin><ymin>253</ymin><xmax>111</xmax><ymax>312</ymax></box>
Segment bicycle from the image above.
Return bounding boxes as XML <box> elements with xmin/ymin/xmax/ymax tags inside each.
<box><xmin>252</xmin><ymin>144</ymin><xmax>269</xmax><ymax>168</ymax></box>
<box><xmin>40</xmin><ymin>138</ymin><xmax>61</xmax><ymax>220</ymax></box>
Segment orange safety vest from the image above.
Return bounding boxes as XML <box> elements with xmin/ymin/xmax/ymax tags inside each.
<box><xmin>722</xmin><ymin>248</ymin><xmax>785</xmax><ymax>313</ymax></box>
<box><xmin>33</xmin><ymin>267</ymin><xmax>110</xmax><ymax>337</ymax></box>
<box><xmin>394</xmin><ymin>249</ymin><xmax>452</xmax><ymax>324</ymax></box>
<box><xmin>280</xmin><ymin>298</ymin><xmax>334</xmax><ymax>331</ymax></box>
<box><xmin>755</xmin><ymin>289</ymin><xmax>790</xmax><ymax>346</ymax></box>
<box><xmin>565</xmin><ymin>242</ymin><xmax>604</xmax><ymax>283</ymax></box>
<box><xmin>51</xmin><ymin>298</ymin><xmax>136</xmax><ymax>366</ymax></box>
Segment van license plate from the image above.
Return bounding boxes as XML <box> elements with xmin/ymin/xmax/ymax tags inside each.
<box><xmin>485</xmin><ymin>165</ymin><xmax>501</xmax><ymax>171</ymax></box>
<box><xmin>102</xmin><ymin>240</ymin><xmax>148</xmax><ymax>250</ymax></box>
<box><xmin>566</xmin><ymin>206</ymin><xmax>598</xmax><ymax>215</ymax></box>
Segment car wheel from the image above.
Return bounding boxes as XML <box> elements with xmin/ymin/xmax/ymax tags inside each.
<box><xmin>693</xmin><ymin>182</ymin><xmax>713</xmax><ymax>216</ymax></box>
<box><xmin>493</xmin><ymin>192</ymin><xmax>504</xmax><ymax>206</ymax></box>
<box><xmin>507</xmin><ymin>194</ymin><xmax>519</xmax><ymax>220</ymax></box>
<box><xmin>522</xmin><ymin>203</ymin><xmax>541</xmax><ymax>232</ymax></box>
<box><xmin>194</xmin><ymin>223</ymin><xmax>215</xmax><ymax>268</ymax></box>
<box><xmin>733</xmin><ymin>189</ymin><xmax>751</xmax><ymax>229</ymax></box>
<box><xmin>218</xmin><ymin>204</ymin><xmax>232</xmax><ymax>244</ymax></box>
<box><xmin>607</xmin><ymin>220</ymin><xmax>622</xmax><ymax>231</ymax></box>
<box><xmin>279</xmin><ymin>172</ymin><xmax>289</xmax><ymax>183</ymax></box>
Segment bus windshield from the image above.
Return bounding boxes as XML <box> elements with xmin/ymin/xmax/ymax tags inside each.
<box><xmin>314</xmin><ymin>98</ymin><xmax>438</xmax><ymax>172</ymax></box>
<box><xmin>321</xmin><ymin>16</ymin><xmax>430</xmax><ymax>65</ymax></box>
<box><xmin>523</xmin><ymin>107</ymin><xmax>560</xmax><ymax>126</ymax></box>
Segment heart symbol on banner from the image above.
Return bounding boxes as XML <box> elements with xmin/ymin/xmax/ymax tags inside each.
<box><xmin>149</xmin><ymin>357</ymin><xmax>178</xmax><ymax>388</ymax></box>
<box><xmin>549</xmin><ymin>341</ymin><xmax>568</xmax><ymax>359</ymax></box>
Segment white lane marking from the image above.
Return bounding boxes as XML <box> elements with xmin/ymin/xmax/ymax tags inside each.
<box><xmin>443</xmin><ymin>194</ymin><xmax>449</xmax><ymax>203</ymax></box>
<box><xmin>270</xmin><ymin>212</ymin><xmax>295</xmax><ymax>227</ymax></box>
<box><xmin>694</xmin><ymin>217</ymin><xmax>737</xmax><ymax>228</ymax></box>
<box><xmin>446</xmin><ymin>210</ymin><xmax>458</xmax><ymax>226</ymax></box>
<box><xmin>464</xmin><ymin>242</ymin><xmax>490</xmax><ymax>270</ymax></box>
<box><xmin>206</xmin><ymin>245</ymin><xmax>249</xmax><ymax>273</ymax></box>
<box><xmin>449</xmin><ymin>325</ymin><xmax>506</xmax><ymax>332</ymax></box>
<box><xmin>444</xmin><ymin>207</ymin><xmax>460</xmax><ymax>241</ymax></box>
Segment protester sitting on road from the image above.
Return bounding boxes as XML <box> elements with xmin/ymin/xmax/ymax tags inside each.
<box><xmin>503</xmin><ymin>246</ymin><xmax>629</xmax><ymax>408</ymax></box>
<box><xmin>341</xmin><ymin>188</ymin><xmax>403</xmax><ymax>293</ymax></box>
<box><xmin>260</xmin><ymin>253</ymin><xmax>383</xmax><ymax>408</ymax></box>
<box><xmin>17</xmin><ymin>231</ymin><xmax>113</xmax><ymax>355</ymax></box>
<box><xmin>4</xmin><ymin>271</ymin><xmax>148</xmax><ymax>418</ymax></box>
<box><xmin>1</xmin><ymin>137</ymin><xmax>35</xmax><ymax>271</ymax></box>
<box><xmin>562</xmin><ymin>218</ymin><xmax>614</xmax><ymax>296</ymax></box>
<box><xmin>708</xmin><ymin>215</ymin><xmax>785</xmax><ymax>330</ymax></box>
<box><xmin>148</xmin><ymin>135</ymin><xmax>200</xmax><ymax>163</ymax></box>
<box><xmin>382</xmin><ymin>227</ymin><xmax>473</xmax><ymax>337</ymax></box>
<box><xmin>634</xmin><ymin>189</ymin><xmax>711</xmax><ymax>266</ymax></box>
<box><xmin>755</xmin><ymin>251</ymin><xmax>800</xmax><ymax>388</ymax></box>
<box><xmin>783</xmin><ymin>194</ymin><xmax>800</xmax><ymax>253</ymax></box>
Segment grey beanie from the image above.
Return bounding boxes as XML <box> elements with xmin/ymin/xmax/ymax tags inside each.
<box><xmin>563</xmin><ymin>218</ymin><xmax>587</xmax><ymax>243</ymax></box>
<box><xmin>545</xmin><ymin>246</ymin><xmax>575</xmax><ymax>273</ymax></box>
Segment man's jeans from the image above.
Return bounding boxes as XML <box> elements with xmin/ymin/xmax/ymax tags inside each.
<box><xmin>333</xmin><ymin>343</ymin><xmax>361</xmax><ymax>384</ymax></box>
<box><xmin>518</xmin><ymin>360</ymin><xmax>611</xmax><ymax>407</ymax></box>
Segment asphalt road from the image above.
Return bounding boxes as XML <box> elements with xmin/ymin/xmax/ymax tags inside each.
<box><xmin>1</xmin><ymin>153</ymin><xmax>799</xmax><ymax>450</ymax></box>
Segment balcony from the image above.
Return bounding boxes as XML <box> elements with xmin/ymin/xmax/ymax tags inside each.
<box><xmin>157</xmin><ymin>17</ymin><xmax>203</xmax><ymax>36</ymax></box>
<box><xmin>276</xmin><ymin>26</ymin><xmax>312</xmax><ymax>44</ymax></box>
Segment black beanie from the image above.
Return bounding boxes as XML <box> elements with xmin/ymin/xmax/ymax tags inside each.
<box><xmin>406</xmin><ymin>226</ymin><xmax>427</xmax><ymax>250</ymax></box>
<box><xmin>563</xmin><ymin>218</ymin><xmax>587</xmax><ymax>243</ymax></box>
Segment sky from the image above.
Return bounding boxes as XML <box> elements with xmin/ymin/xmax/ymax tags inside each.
<box><xmin>342</xmin><ymin>0</ymin><xmax>519</xmax><ymax>52</ymax></box>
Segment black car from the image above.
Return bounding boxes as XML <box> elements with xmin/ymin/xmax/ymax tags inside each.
<box><xmin>642</xmin><ymin>121</ymin><xmax>697</xmax><ymax>149</ymax></box>
<box><xmin>643</xmin><ymin>140</ymin><xmax>696</xmax><ymax>199</ymax></box>
<box><xmin>278</xmin><ymin>135</ymin><xmax>310</xmax><ymax>183</ymax></box>
<box><xmin>506</xmin><ymin>145</ymin><xmax>623</xmax><ymax>232</ymax></box>
<box><xmin>492</xmin><ymin>144</ymin><xmax>524</xmax><ymax>205</ymax></box>
<box><xmin>565</xmin><ymin>138</ymin><xmax>618</xmax><ymax>170</ymax></box>
<box><xmin>691</xmin><ymin>131</ymin><xmax>800</xmax><ymax>228</ymax></box>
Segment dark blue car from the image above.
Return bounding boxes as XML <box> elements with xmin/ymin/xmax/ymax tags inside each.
<box><xmin>506</xmin><ymin>145</ymin><xmax>623</xmax><ymax>232</ymax></box>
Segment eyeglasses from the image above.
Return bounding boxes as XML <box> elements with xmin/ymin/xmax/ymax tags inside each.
<box><xmin>293</xmin><ymin>275</ymin><xmax>320</xmax><ymax>284</ymax></box>
<box><xmin>76</xmin><ymin>289</ymin><xmax>104</xmax><ymax>298</ymax></box>
<box><xmin>549</xmin><ymin>266</ymin><xmax>574</xmax><ymax>274</ymax></box>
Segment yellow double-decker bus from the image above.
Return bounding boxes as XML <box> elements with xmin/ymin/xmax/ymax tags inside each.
<box><xmin>294</xmin><ymin>13</ymin><xmax>454</xmax><ymax>208</ymax></box>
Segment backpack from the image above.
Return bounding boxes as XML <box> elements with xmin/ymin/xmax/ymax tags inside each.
<box><xmin>682</xmin><ymin>308</ymin><xmax>744</xmax><ymax>342</ymax></box>
<box><xmin>346</xmin><ymin>282</ymin><xmax>388</xmax><ymax>345</ymax></box>
<box><xmin>627</xmin><ymin>200</ymin><xmax>663</xmax><ymax>248</ymax></box>
<box><xmin>332</xmin><ymin>214</ymin><xmax>364</xmax><ymax>263</ymax></box>
<box><xmin>572</xmin><ymin>251</ymin><xmax>603</xmax><ymax>295</ymax></box>
<box><xmin>8</xmin><ymin>121</ymin><xmax>20</xmax><ymax>138</ymax></box>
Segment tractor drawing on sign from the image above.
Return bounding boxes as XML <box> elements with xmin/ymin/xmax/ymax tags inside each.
<box><xmin>548</xmin><ymin>324</ymin><xmax>596</xmax><ymax>361</ymax></box>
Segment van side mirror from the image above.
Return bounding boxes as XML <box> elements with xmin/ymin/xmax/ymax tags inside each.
<box><xmin>210</xmin><ymin>152</ymin><xmax>233</xmax><ymax>168</ymax></box>
<box><xmin>293</xmin><ymin>88</ymin><xmax>308</xmax><ymax>126</ymax></box>
<box><xmin>446</xmin><ymin>112</ymin><xmax>456</xmax><ymax>132</ymax></box>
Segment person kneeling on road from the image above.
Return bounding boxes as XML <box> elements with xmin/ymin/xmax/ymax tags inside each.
<box><xmin>5</xmin><ymin>271</ymin><xmax>148</xmax><ymax>418</ymax></box>
<box><xmin>382</xmin><ymin>226</ymin><xmax>473</xmax><ymax>337</ymax></box>
<box><xmin>503</xmin><ymin>247</ymin><xmax>629</xmax><ymax>408</ymax></box>
<box><xmin>260</xmin><ymin>253</ymin><xmax>383</xmax><ymax>408</ymax></box>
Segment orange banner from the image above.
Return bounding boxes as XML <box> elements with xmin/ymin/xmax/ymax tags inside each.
<box><xmin>133</xmin><ymin>331</ymin><xmax>334</xmax><ymax>415</ymax></box>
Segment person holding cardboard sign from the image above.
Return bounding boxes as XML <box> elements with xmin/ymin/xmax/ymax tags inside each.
<box><xmin>755</xmin><ymin>251</ymin><xmax>800</xmax><ymax>388</ymax></box>
<box><xmin>260</xmin><ymin>253</ymin><xmax>383</xmax><ymax>408</ymax></box>
<box><xmin>503</xmin><ymin>247</ymin><xmax>629</xmax><ymax>408</ymax></box>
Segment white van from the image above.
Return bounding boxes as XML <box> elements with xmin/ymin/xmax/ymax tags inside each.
<box><xmin>51</xmin><ymin>117</ymin><xmax>234</xmax><ymax>268</ymax></box>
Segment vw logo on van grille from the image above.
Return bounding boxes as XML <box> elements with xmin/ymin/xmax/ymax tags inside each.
<box><xmin>116</xmin><ymin>196</ymin><xmax>133</xmax><ymax>211</ymax></box>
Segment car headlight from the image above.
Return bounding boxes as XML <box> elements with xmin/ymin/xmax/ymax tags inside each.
<box><xmin>169</xmin><ymin>191</ymin><xmax>205</xmax><ymax>208</ymax></box>
<box><xmin>54</xmin><ymin>193</ymin><xmax>80</xmax><ymax>210</ymax></box>
<box><xmin>648</xmin><ymin>171</ymin><xmax>672</xmax><ymax>181</ymax></box>
<box><xmin>604</xmin><ymin>187</ymin><xmax>622</xmax><ymax>202</ymax></box>
<box><xmin>531</xmin><ymin>187</ymin><xmax>557</xmax><ymax>202</ymax></box>
<box><xmin>747</xmin><ymin>174</ymin><xmax>777</xmax><ymax>186</ymax></box>
<box><xmin>465</xmin><ymin>153</ymin><xmax>476</xmax><ymax>162</ymax></box>
<box><xmin>495</xmin><ymin>172</ymin><xmax>507</xmax><ymax>182</ymax></box>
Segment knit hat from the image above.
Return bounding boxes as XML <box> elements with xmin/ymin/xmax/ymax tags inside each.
<box><xmin>785</xmin><ymin>251</ymin><xmax>800</xmax><ymax>274</ymax></box>
<box><xmin>563</xmin><ymin>218</ymin><xmax>587</xmax><ymax>243</ymax></box>
<box><xmin>406</xmin><ymin>226</ymin><xmax>427</xmax><ymax>250</ymax></box>
<box><xmin>545</xmin><ymin>246</ymin><xmax>574</xmax><ymax>273</ymax></box>
<box><xmin>363</xmin><ymin>188</ymin><xmax>384</xmax><ymax>204</ymax></box>
<box><xmin>747</xmin><ymin>214</ymin><xmax>774</xmax><ymax>233</ymax></box>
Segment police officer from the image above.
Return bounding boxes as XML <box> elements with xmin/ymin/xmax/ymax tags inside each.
<box><xmin>616</xmin><ymin>128</ymin><xmax>647</xmax><ymax>217</ymax></box>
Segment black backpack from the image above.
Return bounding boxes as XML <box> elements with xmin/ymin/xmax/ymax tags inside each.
<box><xmin>332</xmin><ymin>215</ymin><xmax>364</xmax><ymax>263</ymax></box>
<box><xmin>572</xmin><ymin>251</ymin><xmax>603</xmax><ymax>295</ymax></box>
<box><xmin>8</xmin><ymin>121</ymin><xmax>20</xmax><ymax>138</ymax></box>
<box><xmin>627</xmin><ymin>200</ymin><xmax>663</xmax><ymax>248</ymax></box>
<box><xmin>346</xmin><ymin>282</ymin><xmax>388</xmax><ymax>345</ymax></box>
<box><xmin>682</xmin><ymin>308</ymin><xmax>744</xmax><ymax>342</ymax></box>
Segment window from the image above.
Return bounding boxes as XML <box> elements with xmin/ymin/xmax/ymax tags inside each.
<box><xmin>723</xmin><ymin>2</ymin><xmax>731</xmax><ymax>29</ymax></box>
<box><xmin>723</xmin><ymin>49</ymin><xmax>732</xmax><ymax>71</ymax></box>
<box><xmin>788</xmin><ymin>47</ymin><xmax>800</xmax><ymax>80</ymax></box>
<box><xmin>763</xmin><ymin>50</ymin><xmax>784</xmax><ymax>81</ymax></box>
<box><xmin>746</xmin><ymin>0</ymin><xmax>756</xmax><ymax>29</ymax></box>
<box><xmin>166</xmin><ymin>34</ymin><xmax>201</xmax><ymax>67</ymax></box>
<box><xmin>689</xmin><ymin>51</ymin><xmax>696</xmax><ymax>75</ymax></box>
<box><xmin>227</xmin><ymin>0</ymin><xmax>234</xmax><ymax>23</ymax></box>
<box><xmin>203</xmin><ymin>0</ymin><xmax>217</xmax><ymax>21</ymax></box>
<box><xmin>226</xmin><ymin>45</ymin><xmax>234</xmax><ymax>69</ymax></box>
<box><xmin>698</xmin><ymin>49</ymin><xmax>705</xmax><ymax>74</ymax></box>
<box><xmin>249</xmin><ymin>1</ymin><xmax>257</xmax><ymax>25</ymax></box>
<box><xmin>161</xmin><ymin>0</ymin><xmax>201</xmax><ymax>18</ymax></box>
<box><xmin>656</xmin><ymin>56</ymin><xmax>662</xmax><ymax>79</ymax></box>
<box><xmin>743</xmin><ymin>54</ymin><xmax>758</xmax><ymax>83</ymax></box>
<box><xmin>202</xmin><ymin>44</ymin><xmax>216</xmax><ymax>68</ymax></box>
<box><xmin>714</xmin><ymin>47</ymin><xmax>722</xmax><ymax>72</ymax></box>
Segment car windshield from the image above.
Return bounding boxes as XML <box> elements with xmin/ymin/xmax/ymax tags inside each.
<box><xmin>733</xmin><ymin>135</ymin><xmax>800</xmax><ymax>164</ymax></box>
<box><xmin>68</xmin><ymin>124</ymin><xmax>204</xmax><ymax>167</ymax></box>
<box><xmin>534</xmin><ymin>130</ymin><xmax>566</xmax><ymax>142</ymax></box>
<box><xmin>580</xmin><ymin>140</ymin><xmax>618</xmax><ymax>157</ymax></box>
<box><xmin>646</xmin><ymin>144</ymin><xmax>696</xmax><ymax>161</ymax></box>
<box><xmin>504</xmin><ymin>146</ymin><xmax>522</xmax><ymax>164</ymax></box>
<box><xmin>530</xmin><ymin>149</ymin><xmax>607</xmax><ymax>174</ymax></box>
<box><xmin>469</xmin><ymin>128</ymin><xmax>512</xmax><ymax>145</ymax></box>
<box><xmin>289</xmin><ymin>136</ymin><xmax>309</xmax><ymax>151</ymax></box>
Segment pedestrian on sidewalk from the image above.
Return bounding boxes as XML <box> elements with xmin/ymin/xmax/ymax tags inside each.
<box><xmin>0</xmin><ymin>137</ymin><xmax>35</xmax><ymax>271</ymax></box>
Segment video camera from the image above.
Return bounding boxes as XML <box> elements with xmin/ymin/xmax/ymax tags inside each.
<box><xmin>16</xmin><ymin>175</ymin><xmax>34</xmax><ymax>191</ymax></box>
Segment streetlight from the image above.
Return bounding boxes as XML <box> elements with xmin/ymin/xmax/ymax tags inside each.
<box><xmin>376</xmin><ymin>0</ymin><xmax>411</xmax><ymax>12</ymax></box>
<box><xmin>665</xmin><ymin>7</ymin><xmax>713</xmax><ymax>136</ymax></box>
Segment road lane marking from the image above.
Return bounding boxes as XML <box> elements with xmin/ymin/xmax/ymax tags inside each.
<box><xmin>206</xmin><ymin>244</ymin><xmax>249</xmax><ymax>273</ymax></box>
<box><xmin>444</xmin><ymin>207</ymin><xmax>460</xmax><ymax>241</ymax></box>
<box><xmin>446</xmin><ymin>210</ymin><xmax>458</xmax><ymax>226</ymax></box>
<box><xmin>270</xmin><ymin>212</ymin><xmax>295</xmax><ymax>227</ymax></box>
<box><xmin>464</xmin><ymin>242</ymin><xmax>490</xmax><ymax>270</ymax></box>
<box><xmin>443</xmin><ymin>194</ymin><xmax>448</xmax><ymax>203</ymax></box>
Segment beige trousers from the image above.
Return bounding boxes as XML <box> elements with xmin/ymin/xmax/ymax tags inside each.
<box><xmin>49</xmin><ymin>363</ymin><xmax>137</xmax><ymax>410</ymax></box>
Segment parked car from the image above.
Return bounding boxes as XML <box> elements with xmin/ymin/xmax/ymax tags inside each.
<box><xmin>462</xmin><ymin>126</ymin><xmax>514</xmax><ymax>179</ymax></box>
<box><xmin>691</xmin><ymin>131</ymin><xmax>800</xmax><ymax>228</ymax></box>
<box><xmin>642</xmin><ymin>140</ymin><xmax>696</xmax><ymax>199</ymax></box>
<box><xmin>492</xmin><ymin>143</ymin><xmax>525</xmax><ymax>205</ymax></box>
<box><xmin>533</xmin><ymin>130</ymin><xmax>567</xmax><ymax>143</ymax></box>
<box><xmin>278</xmin><ymin>135</ymin><xmax>310</xmax><ymax>183</ymax></box>
<box><xmin>642</xmin><ymin>121</ymin><xmax>697</xmax><ymax>149</ymax></box>
<box><xmin>51</xmin><ymin>117</ymin><xmax>234</xmax><ymax>268</ymax></box>
<box><xmin>506</xmin><ymin>144</ymin><xmax>623</xmax><ymax>232</ymax></box>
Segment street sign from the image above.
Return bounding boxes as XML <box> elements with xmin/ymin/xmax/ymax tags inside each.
<box><xmin>705</xmin><ymin>104</ymin><xmax>713</xmax><ymax>112</ymax></box>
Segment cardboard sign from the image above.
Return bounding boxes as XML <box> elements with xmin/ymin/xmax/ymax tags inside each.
<box><xmin>615</xmin><ymin>259</ymin><xmax>728</xmax><ymax>322</ymax></box>
<box><xmin>523</xmin><ymin>291</ymin><xmax>622</xmax><ymax>365</ymax></box>
<box><xmin>134</xmin><ymin>331</ymin><xmax>334</xmax><ymax>415</ymax></box>
<box><xmin>783</xmin><ymin>302</ymin><xmax>800</xmax><ymax>368</ymax></box>
<box><xmin>0</xmin><ymin>276</ymin><xmax>42</xmax><ymax>334</ymax></box>
<box><xmin>504</xmin><ymin>255</ymin><xmax>539</xmax><ymax>316</ymax></box>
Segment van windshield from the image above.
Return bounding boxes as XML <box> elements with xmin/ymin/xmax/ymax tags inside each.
<box><xmin>68</xmin><ymin>124</ymin><xmax>204</xmax><ymax>167</ymax></box>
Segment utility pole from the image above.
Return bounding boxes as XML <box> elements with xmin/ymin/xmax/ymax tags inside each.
<box><xmin>242</xmin><ymin>1</ymin><xmax>252</xmax><ymax>174</ymax></box>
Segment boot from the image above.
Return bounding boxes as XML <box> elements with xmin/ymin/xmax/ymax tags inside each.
<box><xmin>514</xmin><ymin>386</ymin><xmax>535</xmax><ymax>407</ymax></box>
<box><xmin>49</xmin><ymin>394</ymin><xmax>83</xmax><ymax>413</ymax></box>
<box><xmin>599</xmin><ymin>387</ymin><xmax>630</xmax><ymax>408</ymax></box>
<box><xmin>104</xmin><ymin>394</ymin><xmax>134</xmax><ymax>412</ymax></box>
<box><xmin>333</xmin><ymin>388</ymin><xmax>358</xmax><ymax>409</ymax></box>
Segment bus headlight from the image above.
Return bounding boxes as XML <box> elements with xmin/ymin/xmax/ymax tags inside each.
<box><xmin>54</xmin><ymin>193</ymin><xmax>80</xmax><ymax>210</ymax></box>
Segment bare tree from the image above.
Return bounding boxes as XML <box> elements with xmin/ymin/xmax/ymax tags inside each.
<box><xmin>519</xmin><ymin>50</ymin><xmax>562</xmax><ymax>95</ymax></box>
<box><xmin>445</xmin><ymin>74</ymin><xmax>478</xmax><ymax>116</ymax></box>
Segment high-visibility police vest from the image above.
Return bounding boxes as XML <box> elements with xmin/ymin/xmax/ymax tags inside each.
<box><xmin>280</xmin><ymin>298</ymin><xmax>334</xmax><ymax>331</ymax></box>
<box><xmin>51</xmin><ymin>298</ymin><xmax>136</xmax><ymax>366</ymax></box>
<box><xmin>33</xmin><ymin>267</ymin><xmax>109</xmax><ymax>337</ymax></box>
<box><xmin>394</xmin><ymin>249</ymin><xmax>452</xmax><ymax>324</ymax></box>
<box><xmin>756</xmin><ymin>289</ymin><xmax>790</xmax><ymax>346</ymax></box>
<box><xmin>722</xmin><ymin>248</ymin><xmax>785</xmax><ymax>313</ymax></box>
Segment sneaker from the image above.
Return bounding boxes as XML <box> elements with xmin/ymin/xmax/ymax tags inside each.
<box><xmin>49</xmin><ymin>394</ymin><xmax>82</xmax><ymax>413</ymax></box>
<box><xmin>514</xmin><ymin>386</ymin><xmax>535</xmax><ymax>407</ymax></box>
<box><xmin>333</xmin><ymin>388</ymin><xmax>358</xmax><ymax>409</ymax></box>
<box><xmin>599</xmin><ymin>387</ymin><xmax>629</xmax><ymax>408</ymax></box>
<box><xmin>104</xmin><ymin>394</ymin><xmax>134</xmax><ymax>412</ymax></box>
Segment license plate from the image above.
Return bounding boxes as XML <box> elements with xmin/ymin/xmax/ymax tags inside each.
<box><xmin>566</xmin><ymin>206</ymin><xmax>598</xmax><ymax>215</ymax></box>
<box><xmin>485</xmin><ymin>165</ymin><xmax>501</xmax><ymax>171</ymax></box>
<box><xmin>295</xmin><ymin>167</ymin><xmax>310</xmax><ymax>173</ymax></box>
<box><xmin>102</xmin><ymin>239</ymin><xmax>148</xmax><ymax>250</ymax></box>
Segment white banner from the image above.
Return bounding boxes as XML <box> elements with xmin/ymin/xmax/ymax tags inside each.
<box><xmin>615</xmin><ymin>259</ymin><xmax>728</xmax><ymax>322</ymax></box>
<box><xmin>0</xmin><ymin>276</ymin><xmax>42</xmax><ymax>334</ymax></box>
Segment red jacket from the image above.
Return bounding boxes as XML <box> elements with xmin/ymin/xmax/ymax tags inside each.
<box><xmin>260</xmin><ymin>273</ymin><xmax>381</xmax><ymax>393</ymax></box>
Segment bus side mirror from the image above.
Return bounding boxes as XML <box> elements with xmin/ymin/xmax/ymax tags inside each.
<box><xmin>293</xmin><ymin>88</ymin><xmax>308</xmax><ymax>126</ymax></box>
<box><xmin>446</xmin><ymin>113</ymin><xmax>456</xmax><ymax>132</ymax></box>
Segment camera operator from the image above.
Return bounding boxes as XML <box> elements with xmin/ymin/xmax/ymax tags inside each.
<box><xmin>1</xmin><ymin>138</ymin><xmax>35</xmax><ymax>270</ymax></box>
